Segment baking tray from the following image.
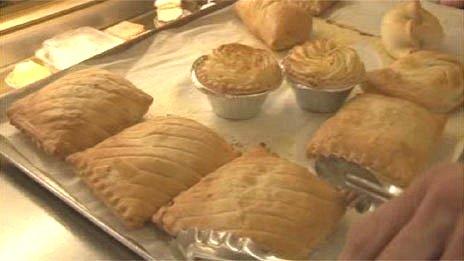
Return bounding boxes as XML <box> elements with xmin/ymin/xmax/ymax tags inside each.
<box><xmin>0</xmin><ymin>66</ymin><xmax>462</xmax><ymax>260</ymax></box>
<box><xmin>0</xmin><ymin>71</ymin><xmax>170</xmax><ymax>260</ymax></box>
<box><xmin>0</xmin><ymin>74</ymin><xmax>353</xmax><ymax>260</ymax></box>
<box><xmin>1</xmin><ymin>3</ymin><xmax>463</xmax><ymax>259</ymax></box>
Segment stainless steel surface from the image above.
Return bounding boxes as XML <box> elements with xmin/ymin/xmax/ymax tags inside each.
<box><xmin>286</xmin><ymin>77</ymin><xmax>354</xmax><ymax>113</ymax></box>
<box><xmin>0</xmin><ymin>161</ymin><xmax>139</xmax><ymax>260</ymax></box>
<box><xmin>1</xmin><ymin>0</ymin><xmax>153</xmax><ymax>67</ymax></box>
<box><xmin>176</xmin><ymin>228</ymin><xmax>286</xmax><ymax>261</ymax></box>
<box><xmin>191</xmin><ymin>56</ymin><xmax>279</xmax><ymax>120</ymax></box>
<box><xmin>0</xmin><ymin>135</ymin><xmax>154</xmax><ymax>260</ymax></box>
<box><xmin>0</xmin><ymin>0</ymin><xmax>236</xmax><ymax>93</ymax></box>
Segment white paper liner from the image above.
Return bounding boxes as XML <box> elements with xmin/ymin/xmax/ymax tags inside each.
<box><xmin>1</xmin><ymin>6</ymin><xmax>462</xmax><ymax>260</ymax></box>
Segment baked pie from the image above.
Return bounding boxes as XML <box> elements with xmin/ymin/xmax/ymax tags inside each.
<box><xmin>195</xmin><ymin>43</ymin><xmax>282</xmax><ymax>95</ymax></box>
<box><xmin>7</xmin><ymin>69</ymin><xmax>153</xmax><ymax>158</ymax></box>
<box><xmin>283</xmin><ymin>39</ymin><xmax>366</xmax><ymax>89</ymax></box>
<box><xmin>154</xmin><ymin>147</ymin><xmax>346</xmax><ymax>259</ymax></box>
<box><xmin>235</xmin><ymin>0</ymin><xmax>313</xmax><ymax>50</ymax></box>
<box><xmin>67</xmin><ymin>116</ymin><xmax>238</xmax><ymax>228</ymax></box>
<box><xmin>381</xmin><ymin>1</ymin><xmax>444</xmax><ymax>59</ymax></box>
<box><xmin>307</xmin><ymin>94</ymin><xmax>446</xmax><ymax>187</ymax></box>
<box><xmin>365</xmin><ymin>51</ymin><xmax>464</xmax><ymax>113</ymax></box>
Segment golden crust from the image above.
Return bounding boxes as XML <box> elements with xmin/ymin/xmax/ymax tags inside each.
<box><xmin>235</xmin><ymin>0</ymin><xmax>313</xmax><ymax>50</ymax></box>
<box><xmin>365</xmin><ymin>51</ymin><xmax>464</xmax><ymax>113</ymax></box>
<box><xmin>283</xmin><ymin>39</ymin><xmax>365</xmax><ymax>88</ymax></box>
<box><xmin>7</xmin><ymin>69</ymin><xmax>153</xmax><ymax>158</ymax></box>
<box><xmin>67</xmin><ymin>116</ymin><xmax>238</xmax><ymax>228</ymax></box>
<box><xmin>381</xmin><ymin>1</ymin><xmax>444</xmax><ymax>59</ymax></box>
<box><xmin>153</xmin><ymin>146</ymin><xmax>346</xmax><ymax>259</ymax></box>
<box><xmin>289</xmin><ymin>0</ymin><xmax>337</xmax><ymax>16</ymax></box>
<box><xmin>306</xmin><ymin>94</ymin><xmax>446</xmax><ymax>187</ymax></box>
<box><xmin>195</xmin><ymin>43</ymin><xmax>282</xmax><ymax>95</ymax></box>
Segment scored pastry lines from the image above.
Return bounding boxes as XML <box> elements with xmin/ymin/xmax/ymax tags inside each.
<box><xmin>79</xmin><ymin>155</ymin><xmax>202</xmax><ymax>186</ymax></box>
<box><xmin>67</xmin><ymin>116</ymin><xmax>238</xmax><ymax>227</ymax></box>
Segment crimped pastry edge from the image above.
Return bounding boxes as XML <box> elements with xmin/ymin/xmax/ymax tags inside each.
<box><xmin>8</xmin><ymin>112</ymin><xmax>67</xmax><ymax>158</ymax></box>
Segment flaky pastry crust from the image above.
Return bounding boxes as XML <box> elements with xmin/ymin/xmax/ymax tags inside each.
<box><xmin>365</xmin><ymin>51</ymin><xmax>464</xmax><ymax>113</ymax></box>
<box><xmin>306</xmin><ymin>94</ymin><xmax>446</xmax><ymax>187</ymax></box>
<box><xmin>381</xmin><ymin>1</ymin><xmax>444</xmax><ymax>59</ymax></box>
<box><xmin>283</xmin><ymin>39</ymin><xmax>365</xmax><ymax>88</ymax></box>
<box><xmin>67</xmin><ymin>116</ymin><xmax>238</xmax><ymax>228</ymax></box>
<box><xmin>154</xmin><ymin>146</ymin><xmax>346</xmax><ymax>259</ymax></box>
<box><xmin>235</xmin><ymin>0</ymin><xmax>313</xmax><ymax>50</ymax></box>
<box><xmin>7</xmin><ymin>69</ymin><xmax>153</xmax><ymax>158</ymax></box>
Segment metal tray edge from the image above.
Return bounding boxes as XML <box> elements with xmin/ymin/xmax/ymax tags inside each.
<box><xmin>0</xmin><ymin>137</ymin><xmax>154</xmax><ymax>260</ymax></box>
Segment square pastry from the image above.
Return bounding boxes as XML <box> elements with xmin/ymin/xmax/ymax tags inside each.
<box><xmin>67</xmin><ymin>116</ymin><xmax>238</xmax><ymax>228</ymax></box>
<box><xmin>307</xmin><ymin>94</ymin><xmax>447</xmax><ymax>187</ymax></box>
<box><xmin>153</xmin><ymin>147</ymin><xmax>346</xmax><ymax>259</ymax></box>
<box><xmin>7</xmin><ymin>69</ymin><xmax>153</xmax><ymax>158</ymax></box>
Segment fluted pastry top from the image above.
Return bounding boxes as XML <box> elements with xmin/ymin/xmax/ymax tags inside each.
<box><xmin>366</xmin><ymin>51</ymin><xmax>464</xmax><ymax>113</ymax></box>
<box><xmin>283</xmin><ymin>39</ymin><xmax>366</xmax><ymax>89</ymax></box>
<box><xmin>381</xmin><ymin>1</ymin><xmax>444</xmax><ymax>59</ymax></box>
<box><xmin>195</xmin><ymin>43</ymin><xmax>283</xmax><ymax>95</ymax></box>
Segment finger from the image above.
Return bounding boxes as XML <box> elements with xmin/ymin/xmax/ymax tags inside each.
<box><xmin>338</xmin><ymin>173</ymin><xmax>428</xmax><ymax>260</ymax></box>
<box><xmin>441</xmin><ymin>216</ymin><xmax>464</xmax><ymax>260</ymax></box>
<box><xmin>377</xmin><ymin>172</ymin><xmax>462</xmax><ymax>260</ymax></box>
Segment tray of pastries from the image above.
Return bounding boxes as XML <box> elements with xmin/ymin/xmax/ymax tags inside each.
<box><xmin>1</xmin><ymin>0</ymin><xmax>463</xmax><ymax>259</ymax></box>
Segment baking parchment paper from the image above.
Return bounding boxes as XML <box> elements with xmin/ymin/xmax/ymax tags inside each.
<box><xmin>1</xmin><ymin>5</ymin><xmax>462</xmax><ymax>260</ymax></box>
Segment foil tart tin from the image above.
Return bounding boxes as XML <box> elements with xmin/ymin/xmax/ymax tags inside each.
<box><xmin>286</xmin><ymin>76</ymin><xmax>354</xmax><ymax>113</ymax></box>
<box><xmin>176</xmin><ymin>228</ymin><xmax>287</xmax><ymax>261</ymax></box>
<box><xmin>191</xmin><ymin>56</ymin><xmax>281</xmax><ymax>120</ymax></box>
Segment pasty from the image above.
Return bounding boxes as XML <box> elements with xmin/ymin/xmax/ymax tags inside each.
<box><xmin>67</xmin><ymin>116</ymin><xmax>238</xmax><ymax>228</ymax></box>
<box><xmin>381</xmin><ymin>1</ymin><xmax>444</xmax><ymax>58</ymax></box>
<box><xmin>307</xmin><ymin>94</ymin><xmax>446</xmax><ymax>187</ymax></box>
<box><xmin>7</xmin><ymin>69</ymin><xmax>153</xmax><ymax>158</ymax></box>
<box><xmin>365</xmin><ymin>51</ymin><xmax>464</xmax><ymax>113</ymax></box>
<box><xmin>235</xmin><ymin>0</ymin><xmax>313</xmax><ymax>50</ymax></box>
<box><xmin>154</xmin><ymin>147</ymin><xmax>346</xmax><ymax>259</ymax></box>
<box><xmin>195</xmin><ymin>43</ymin><xmax>282</xmax><ymax>95</ymax></box>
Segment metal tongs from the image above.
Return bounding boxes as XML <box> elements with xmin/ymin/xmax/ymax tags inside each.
<box><xmin>315</xmin><ymin>157</ymin><xmax>403</xmax><ymax>212</ymax></box>
<box><xmin>176</xmin><ymin>228</ymin><xmax>287</xmax><ymax>261</ymax></box>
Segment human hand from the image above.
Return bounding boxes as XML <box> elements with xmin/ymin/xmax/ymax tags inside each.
<box><xmin>339</xmin><ymin>163</ymin><xmax>463</xmax><ymax>260</ymax></box>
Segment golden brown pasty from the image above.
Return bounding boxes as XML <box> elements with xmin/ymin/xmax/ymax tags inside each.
<box><xmin>195</xmin><ymin>43</ymin><xmax>282</xmax><ymax>95</ymax></box>
<box><xmin>67</xmin><ymin>116</ymin><xmax>238</xmax><ymax>228</ymax></box>
<box><xmin>381</xmin><ymin>1</ymin><xmax>444</xmax><ymax>59</ymax></box>
<box><xmin>153</xmin><ymin>147</ymin><xmax>346</xmax><ymax>259</ymax></box>
<box><xmin>7</xmin><ymin>69</ymin><xmax>153</xmax><ymax>158</ymax></box>
<box><xmin>307</xmin><ymin>94</ymin><xmax>446</xmax><ymax>187</ymax></box>
<box><xmin>365</xmin><ymin>51</ymin><xmax>464</xmax><ymax>113</ymax></box>
<box><xmin>235</xmin><ymin>0</ymin><xmax>313</xmax><ymax>50</ymax></box>
<box><xmin>283</xmin><ymin>39</ymin><xmax>365</xmax><ymax>89</ymax></box>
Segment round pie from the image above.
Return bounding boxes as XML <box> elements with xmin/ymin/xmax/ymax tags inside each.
<box><xmin>282</xmin><ymin>39</ymin><xmax>366</xmax><ymax>89</ymax></box>
<box><xmin>195</xmin><ymin>43</ymin><xmax>283</xmax><ymax>95</ymax></box>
